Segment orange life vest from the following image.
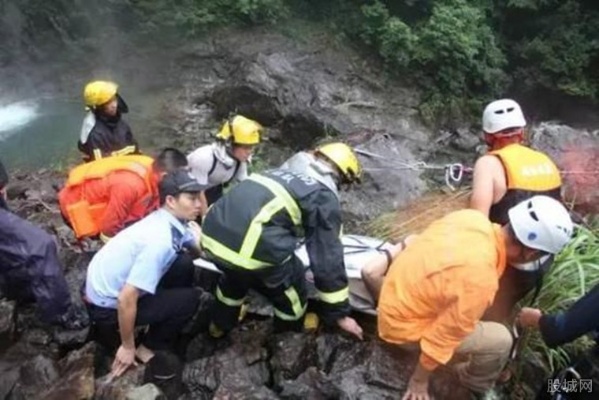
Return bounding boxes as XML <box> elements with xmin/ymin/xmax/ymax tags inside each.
<box><xmin>62</xmin><ymin>155</ymin><xmax>155</xmax><ymax>238</ymax></box>
<box><xmin>489</xmin><ymin>144</ymin><xmax>562</xmax><ymax>225</ymax></box>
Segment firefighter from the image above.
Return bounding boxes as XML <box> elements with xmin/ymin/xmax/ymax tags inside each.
<box><xmin>200</xmin><ymin>142</ymin><xmax>364</xmax><ymax>340</ymax></box>
<box><xmin>187</xmin><ymin>115</ymin><xmax>262</xmax><ymax>215</ymax></box>
<box><xmin>79</xmin><ymin>80</ymin><xmax>139</xmax><ymax>162</ymax></box>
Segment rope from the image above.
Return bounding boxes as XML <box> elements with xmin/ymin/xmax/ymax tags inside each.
<box><xmin>356</xmin><ymin>148</ymin><xmax>599</xmax><ymax>191</ymax></box>
<box><xmin>356</xmin><ymin>148</ymin><xmax>472</xmax><ymax>190</ymax></box>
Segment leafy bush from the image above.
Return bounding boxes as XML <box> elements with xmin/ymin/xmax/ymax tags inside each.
<box><xmin>130</xmin><ymin>0</ymin><xmax>289</xmax><ymax>36</ymax></box>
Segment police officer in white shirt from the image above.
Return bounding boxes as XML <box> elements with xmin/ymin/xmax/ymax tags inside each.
<box><xmin>84</xmin><ymin>169</ymin><xmax>208</xmax><ymax>377</ymax></box>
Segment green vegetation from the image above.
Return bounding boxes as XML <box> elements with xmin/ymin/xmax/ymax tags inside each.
<box><xmin>3</xmin><ymin>0</ymin><xmax>597</xmax><ymax>124</ymax></box>
<box><xmin>518</xmin><ymin>222</ymin><xmax>599</xmax><ymax>372</ymax></box>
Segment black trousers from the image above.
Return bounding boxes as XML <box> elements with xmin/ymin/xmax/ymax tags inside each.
<box><xmin>87</xmin><ymin>253</ymin><xmax>199</xmax><ymax>351</ymax></box>
<box><xmin>212</xmin><ymin>256</ymin><xmax>307</xmax><ymax>333</ymax></box>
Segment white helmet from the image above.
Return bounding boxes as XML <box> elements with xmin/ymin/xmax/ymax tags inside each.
<box><xmin>482</xmin><ymin>99</ymin><xmax>527</xmax><ymax>134</ymax></box>
<box><xmin>508</xmin><ymin>196</ymin><xmax>573</xmax><ymax>254</ymax></box>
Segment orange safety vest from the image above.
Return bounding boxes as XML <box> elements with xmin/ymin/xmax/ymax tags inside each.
<box><xmin>489</xmin><ymin>144</ymin><xmax>562</xmax><ymax>225</ymax></box>
<box><xmin>62</xmin><ymin>155</ymin><xmax>155</xmax><ymax>238</ymax></box>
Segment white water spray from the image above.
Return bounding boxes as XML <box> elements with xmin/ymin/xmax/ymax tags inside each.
<box><xmin>0</xmin><ymin>100</ymin><xmax>40</xmax><ymax>138</ymax></box>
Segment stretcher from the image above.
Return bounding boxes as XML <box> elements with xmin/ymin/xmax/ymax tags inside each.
<box><xmin>193</xmin><ymin>234</ymin><xmax>391</xmax><ymax>316</ymax></box>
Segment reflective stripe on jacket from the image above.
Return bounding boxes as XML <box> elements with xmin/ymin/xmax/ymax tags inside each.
<box><xmin>201</xmin><ymin>169</ymin><xmax>351</xmax><ymax>322</ymax></box>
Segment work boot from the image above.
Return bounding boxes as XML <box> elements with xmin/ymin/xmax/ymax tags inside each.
<box><xmin>303</xmin><ymin>312</ymin><xmax>319</xmax><ymax>332</ymax></box>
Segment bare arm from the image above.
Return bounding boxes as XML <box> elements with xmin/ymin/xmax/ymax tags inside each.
<box><xmin>111</xmin><ymin>284</ymin><xmax>140</xmax><ymax>377</ymax></box>
<box><xmin>117</xmin><ymin>284</ymin><xmax>139</xmax><ymax>349</ymax></box>
<box><xmin>470</xmin><ymin>155</ymin><xmax>504</xmax><ymax>217</ymax></box>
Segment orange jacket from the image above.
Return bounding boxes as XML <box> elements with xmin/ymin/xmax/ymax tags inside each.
<box><xmin>58</xmin><ymin>156</ymin><xmax>158</xmax><ymax>240</ymax></box>
<box><xmin>378</xmin><ymin>210</ymin><xmax>507</xmax><ymax>371</ymax></box>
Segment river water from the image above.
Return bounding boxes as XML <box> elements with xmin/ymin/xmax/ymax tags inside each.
<box><xmin>0</xmin><ymin>99</ymin><xmax>82</xmax><ymax>170</ymax></box>
<box><xmin>0</xmin><ymin>90</ymin><xmax>166</xmax><ymax>171</ymax></box>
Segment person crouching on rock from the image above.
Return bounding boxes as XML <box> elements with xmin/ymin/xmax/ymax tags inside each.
<box><xmin>376</xmin><ymin>196</ymin><xmax>573</xmax><ymax>399</ymax></box>
<box><xmin>83</xmin><ymin>170</ymin><xmax>211</xmax><ymax>378</ymax></box>
<box><xmin>0</xmin><ymin>158</ymin><xmax>81</xmax><ymax>329</ymax></box>
<box><xmin>59</xmin><ymin>148</ymin><xmax>188</xmax><ymax>243</ymax></box>
<box><xmin>187</xmin><ymin>114</ymin><xmax>262</xmax><ymax>217</ymax></box>
<box><xmin>201</xmin><ymin>142</ymin><xmax>364</xmax><ymax>340</ymax></box>
<box><xmin>78</xmin><ymin>80</ymin><xmax>139</xmax><ymax>162</ymax></box>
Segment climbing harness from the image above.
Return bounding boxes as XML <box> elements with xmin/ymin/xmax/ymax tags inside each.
<box><xmin>354</xmin><ymin>148</ymin><xmax>473</xmax><ymax>191</ymax></box>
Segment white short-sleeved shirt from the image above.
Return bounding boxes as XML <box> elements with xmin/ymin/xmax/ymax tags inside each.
<box><xmin>85</xmin><ymin>208</ymin><xmax>195</xmax><ymax>309</ymax></box>
<box><xmin>187</xmin><ymin>144</ymin><xmax>248</xmax><ymax>190</ymax></box>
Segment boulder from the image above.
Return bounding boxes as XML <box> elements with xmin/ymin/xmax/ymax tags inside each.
<box><xmin>39</xmin><ymin>341</ymin><xmax>96</xmax><ymax>400</ymax></box>
<box><xmin>0</xmin><ymin>299</ymin><xmax>16</xmax><ymax>342</ymax></box>
<box><xmin>269</xmin><ymin>332</ymin><xmax>317</xmax><ymax>387</ymax></box>
<box><xmin>125</xmin><ymin>383</ymin><xmax>166</xmax><ymax>400</ymax></box>
<box><xmin>95</xmin><ymin>365</ymin><xmax>147</xmax><ymax>400</ymax></box>
<box><xmin>183</xmin><ymin>320</ymin><xmax>271</xmax><ymax>398</ymax></box>
<box><xmin>530</xmin><ymin>122</ymin><xmax>599</xmax><ymax>215</ymax></box>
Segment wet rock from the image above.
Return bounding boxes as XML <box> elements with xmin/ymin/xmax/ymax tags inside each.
<box><xmin>125</xmin><ymin>383</ymin><xmax>166</xmax><ymax>400</ymax></box>
<box><xmin>451</xmin><ymin>127</ymin><xmax>481</xmax><ymax>153</ymax></box>
<box><xmin>279</xmin><ymin>367</ymin><xmax>339</xmax><ymax>400</ymax></box>
<box><xmin>22</xmin><ymin>328</ymin><xmax>53</xmax><ymax>346</ymax></box>
<box><xmin>530</xmin><ymin>122</ymin><xmax>599</xmax><ymax>214</ymax></box>
<box><xmin>315</xmin><ymin>333</ymin><xmax>367</xmax><ymax>374</ymax></box>
<box><xmin>183</xmin><ymin>320</ymin><xmax>271</xmax><ymax>397</ymax></box>
<box><xmin>0</xmin><ymin>361</ymin><xmax>20</xmax><ymax>399</ymax></box>
<box><xmin>342</xmin><ymin>135</ymin><xmax>428</xmax><ymax>232</ymax></box>
<box><xmin>269</xmin><ymin>332</ymin><xmax>317</xmax><ymax>387</ymax></box>
<box><xmin>9</xmin><ymin>354</ymin><xmax>60</xmax><ymax>399</ymax></box>
<box><xmin>39</xmin><ymin>341</ymin><xmax>96</xmax><ymax>400</ymax></box>
<box><xmin>0</xmin><ymin>299</ymin><xmax>16</xmax><ymax>340</ymax></box>
<box><xmin>15</xmin><ymin>304</ymin><xmax>46</xmax><ymax>332</ymax></box>
<box><xmin>212</xmin><ymin>384</ymin><xmax>279</xmax><ymax>399</ymax></box>
<box><xmin>364</xmin><ymin>342</ymin><xmax>415</xmax><ymax>391</ymax></box>
<box><xmin>2</xmin><ymin>331</ymin><xmax>59</xmax><ymax>362</ymax></box>
<box><xmin>52</xmin><ymin>326</ymin><xmax>90</xmax><ymax>351</ymax></box>
<box><xmin>95</xmin><ymin>365</ymin><xmax>147</xmax><ymax>400</ymax></box>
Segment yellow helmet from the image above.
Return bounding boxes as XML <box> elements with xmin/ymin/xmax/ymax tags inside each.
<box><xmin>316</xmin><ymin>142</ymin><xmax>362</xmax><ymax>184</ymax></box>
<box><xmin>83</xmin><ymin>81</ymin><xmax>118</xmax><ymax>108</ymax></box>
<box><xmin>216</xmin><ymin>115</ymin><xmax>262</xmax><ymax>146</ymax></box>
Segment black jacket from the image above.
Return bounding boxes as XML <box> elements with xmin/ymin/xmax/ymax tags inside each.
<box><xmin>201</xmin><ymin>169</ymin><xmax>350</xmax><ymax>323</ymax></box>
<box><xmin>539</xmin><ymin>284</ymin><xmax>599</xmax><ymax>348</ymax></box>
<box><xmin>78</xmin><ymin>112</ymin><xmax>139</xmax><ymax>162</ymax></box>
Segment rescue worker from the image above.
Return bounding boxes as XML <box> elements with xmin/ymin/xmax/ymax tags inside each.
<box><xmin>518</xmin><ymin>285</ymin><xmax>599</xmax><ymax>349</ymax></box>
<box><xmin>59</xmin><ymin>148</ymin><xmax>188</xmax><ymax>243</ymax></box>
<box><xmin>200</xmin><ymin>142</ymin><xmax>364</xmax><ymax>340</ymax></box>
<box><xmin>518</xmin><ymin>288</ymin><xmax>599</xmax><ymax>400</ymax></box>
<box><xmin>84</xmin><ymin>170</ymin><xmax>209</xmax><ymax>377</ymax></box>
<box><xmin>470</xmin><ymin>99</ymin><xmax>563</xmax><ymax>322</ymax></box>
<box><xmin>187</xmin><ymin>115</ymin><xmax>262</xmax><ymax>215</ymax></box>
<box><xmin>79</xmin><ymin>80</ymin><xmax>139</xmax><ymax>162</ymax></box>
<box><xmin>0</xmin><ymin>158</ymin><xmax>80</xmax><ymax>328</ymax></box>
<box><xmin>377</xmin><ymin>196</ymin><xmax>573</xmax><ymax>399</ymax></box>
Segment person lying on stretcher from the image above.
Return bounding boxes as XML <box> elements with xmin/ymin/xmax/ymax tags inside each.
<box><xmin>194</xmin><ymin>234</ymin><xmax>416</xmax><ymax>316</ymax></box>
